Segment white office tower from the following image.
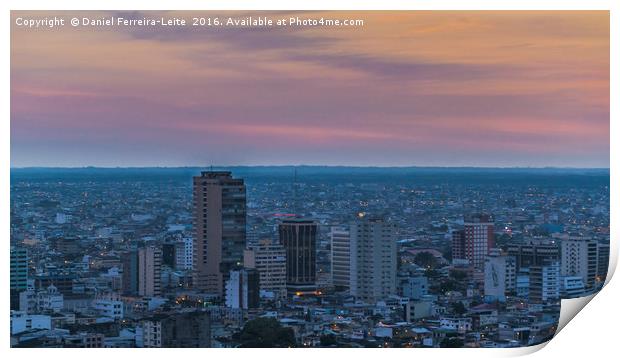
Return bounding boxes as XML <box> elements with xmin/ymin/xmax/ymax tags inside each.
<box><xmin>225</xmin><ymin>269</ymin><xmax>259</xmax><ymax>309</ymax></box>
<box><xmin>330</xmin><ymin>226</ymin><xmax>351</xmax><ymax>290</ymax></box>
<box><xmin>560</xmin><ymin>237</ymin><xmax>597</xmax><ymax>292</ymax></box>
<box><xmin>530</xmin><ymin>261</ymin><xmax>560</xmax><ymax>303</ymax></box>
<box><xmin>349</xmin><ymin>214</ymin><xmax>397</xmax><ymax>303</ymax></box>
<box><xmin>244</xmin><ymin>239</ymin><xmax>287</xmax><ymax>300</ymax></box>
<box><xmin>484</xmin><ymin>249</ymin><xmax>516</xmax><ymax>302</ymax></box>
<box><xmin>174</xmin><ymin>237</ymin><xmax>194</xmax><ymax>271</ymax></box>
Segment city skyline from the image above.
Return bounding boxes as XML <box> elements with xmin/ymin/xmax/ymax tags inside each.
<box><xmin>10</xmin><ymin>165</ymin><xmax>610</xmax><ymax>347</ymax></box>
<box><xmin>8</xmin><ymin>164</ymin><xmax>614</xmax><ymax>169</ymax></box>
<box><xmin>11</xmin><ymin>11</ymin><xmax>609</xmax><ymax>168</ymax></box>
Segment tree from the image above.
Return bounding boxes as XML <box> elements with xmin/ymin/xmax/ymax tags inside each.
<box><xmin>449</xmin><ymin>269</ymin><xmax>468</xmax><ymax>281</ymax></box>
<box><xmin>439</xmin><ymin>279</ymin><xmax>458</xmax><ymax>293</ymax></box>
<box><xmin>425</xmin><ymin>269</ymin><xmax>442</xmax><ymax>279</ymax></box>
<box><xmin>237</xmin><ymin>317</ymin><xmax>296</xmax><ymax>348</ymax></box>
<box><xmin>320</xmin><ymin>334</ymin><xmax>338</xmax><ymax>347</ymax></box>
<box><xmin>414</xmin><ymin>252</ymin><xmax>439</xmax><ymax>269</ymax></box>
<box><xmin>451</xmin><ymin>301</ymin><xmax>467</xmax><ymax>315</ymax></box>
<box><xmin>370</xmin><ymin>313</ymin><xmax>384</xmax><ymax>322</ymax></box>
<box><xmin>440</xmin><ymin>337</ymin><xmax>464</xmax><ymax>348</ymax></box>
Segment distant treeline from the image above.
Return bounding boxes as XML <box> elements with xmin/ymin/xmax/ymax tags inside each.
<box><xmin>10</xmin><ymin>166</ymin><xmax>610</xmax><ymax>187</ymax></box>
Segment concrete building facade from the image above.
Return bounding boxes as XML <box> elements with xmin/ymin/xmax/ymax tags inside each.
<box><xmin>350</xmin><ymin>215</ymin><xmax>397</xmax><ymax>303</ymax></box>
<box><xmin>193</xmin><ymin>171</ymin><xmax>246</xmax><ymax>296</ymax></box>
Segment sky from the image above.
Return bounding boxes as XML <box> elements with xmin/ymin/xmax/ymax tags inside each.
<box><xmin>10</xmin><ymin>11</ymin><xmax>610</xmax><ymax>168</ymax></box>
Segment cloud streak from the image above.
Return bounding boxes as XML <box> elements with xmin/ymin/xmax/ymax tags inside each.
<box><xmin>10</xmin><ymin>10</ymin><xmax>609</xmax><ymax>168</ymax></box>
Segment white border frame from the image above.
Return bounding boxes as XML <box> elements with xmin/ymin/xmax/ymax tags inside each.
<box><xmin>3</xmin><ymin>1</ymin><xmax>617</xmax><ymax>357</ymax></box>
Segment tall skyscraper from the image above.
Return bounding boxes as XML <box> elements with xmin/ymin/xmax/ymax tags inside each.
<box><xmin>121</xmin><ymin>249</ymin><xmax>139</xmax><ymax>296</ymax></box>
<box><xmin>452</xmin><ymin>214</ymin><xmax>495</xmax><ymax>269</ymax></box>
<box><xmin>244</xmin><ymin>239</ymin><xmax>287</xmax><ymax>299</ymax></box>
<box><xmin>138</xmin><ymin>246</ymin><xmax>162</xmax><ymax>297</ymax></box>
<box><xmin>350</xmin><ymin>214</ymin><xmax>397</xmax><ymax>303</ymax></box>
<box><xmin>193</xmin><ymin>171</ymin><xmax>246</xmax><ymax>296</ymax></box>
<box><xmin>278</xmin><ymin>218</ymin><xmax>318</xmax><ymax>294</ymax></box>
<box><xmin>560</xmin><ymin>237</ymin><xmax>598</xmax><ymax>292</ymax></box>
<box><xmin>10</xmin><ymin>247</ymin><xmax>29</xmax><ymax>310</ymax></box>
<box><xmin>330</xmin><ymin>226</ymin><xmax>351</xmax><ymax>290</ymax></box>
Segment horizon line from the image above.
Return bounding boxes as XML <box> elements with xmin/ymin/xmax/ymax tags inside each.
<box><xmin>9</xmin><ymin>164</ymin><xmax>611</xmax><ymax>170</ymax></box>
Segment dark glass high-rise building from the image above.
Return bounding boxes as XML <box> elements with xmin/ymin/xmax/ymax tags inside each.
<box><xmin>161</xmin><ymin>242</ymin><xmax>176</xmax><ymax>268</ymax></box>
<box><xmin>121</xmin><ymin>249</ymin><xmax>139</xmax><ymax>296</ymax></box>
<box><xmin>10</xmin><ymin>246</ymin><xmax>28</xmax><ymax>310</ymax></box>
<box><xmin>193</xmin><ymin>171</ymin><xmax>246</xmax><ymax>296</ymax></box>
<box><xmin>507</xmin><ymin>239</ymin><xmax>560</xmax><ymax>271</ymax></box>
<box><xmin>278</xmin><ymin>218</ymin><xmax>318</xmax><ymax>294</ymax></box>
<box><xmin>122</xmin><ymin>246</ymin><xmax>162</xmax><ymax>297</ymax></box>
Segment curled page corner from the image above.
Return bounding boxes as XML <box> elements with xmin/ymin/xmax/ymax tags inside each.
<box><xmin>555</xmin><ymin>294</ymin><xmax>597</xmax><ymax>336</ymax></box>
<box><xmin>551</xmin><ymin>211</ymin><xmax>618</xmax><ymax>338</ymax></box>
<box><xmin>554</xmin><ymin>237</ymin><xmax>615</xmax><ymax>338</ymax></box>
<box><xmin>504</xmin><ymin>341</ymin><xmax>550</xmax><ymax>356</ymax></box>
<box><xmin>504</xmin><ymin>295</ymin><xmax>599</xmax><ymax>356</ymax></box>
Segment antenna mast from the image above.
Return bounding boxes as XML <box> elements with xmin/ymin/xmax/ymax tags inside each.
<box><xmin>293</xmin><ymin>167</ymin><xmax>298</xmax><ymax>217</ymax></box>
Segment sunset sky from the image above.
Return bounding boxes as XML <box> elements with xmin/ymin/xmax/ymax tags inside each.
<box><xmin>10</xmin><ymin>11</ymin><xmax>610</xmax><ymax>168</ymax></box>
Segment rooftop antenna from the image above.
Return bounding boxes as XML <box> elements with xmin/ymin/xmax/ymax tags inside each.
<box><xmin>293</xmin><ymin>166</ymin><xmax>298</xmax><ymax>217</ymax></box>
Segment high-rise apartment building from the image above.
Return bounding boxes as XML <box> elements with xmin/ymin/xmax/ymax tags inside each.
<box><xmin>330</xmin><ymin>226</ymin><xmax>351</xmax><ymax>290</ymax></box>
<box><xmin>530</xmin><ymin>261</ymin><xmax>560</xmax><ymax>303</ymax></box>
<box><xmin>560</xmin><ymin>237</ymin><xmax>598</xmax><ymax>291</ymax></box>
<box><xmin>138</xmin><ymin>246</ymin><xmax>162</xmax><ymax>297</ymax></box>
<box><xmin>244</xmin><ymin>239</ymin><xmax>287</xmax><ymax>299</ymax></box>
<box><xmin>193</xmin><ymin>171</ymin><xmax>246</xmax><ymax>296</ymax></box>
<box><xmin>452</xmin><ymin>214</ymin><xmax>495</xmax><ymax>269</ymax></box>
<box><xmin>174</xmin><ymin>237</ymin><xmax>194</xmax><ymax>271</ymax></box>
<box><xmin>278</xmin><ymin>218</ymin><xmax>318</xmax><ymax>294</ymax></box>
<box><xmin>349</xmin><ymin>215</ymin><xmax>397</xmax><ymax>303</ymax></box>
